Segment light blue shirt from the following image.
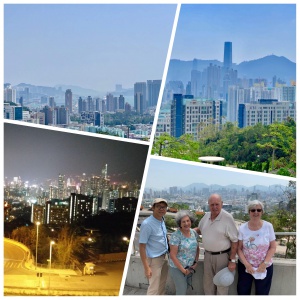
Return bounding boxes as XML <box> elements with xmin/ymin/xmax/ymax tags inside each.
<box><xmin>139</xmin><ymin>215</ymin><xmax>168</xmax><ymax>258</ymax></box>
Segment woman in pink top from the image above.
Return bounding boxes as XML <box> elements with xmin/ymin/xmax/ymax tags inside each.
<box><xmin>237</xmin><ymin>200</ymin><xmax>276</xmax><ymax>295</ymax></box>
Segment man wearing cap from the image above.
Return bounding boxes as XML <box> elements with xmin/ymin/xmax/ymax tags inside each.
<box><xmin>139</xmin><ymin>198</ymin><xmax>169</xmax><ymax>295</ymax></box>
<box><xmin>195</xmin><ymin>193</ymin><xmax>238</xmax><ymax>295</ymax></box>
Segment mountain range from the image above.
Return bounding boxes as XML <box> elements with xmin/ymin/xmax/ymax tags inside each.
<box><xmin>167</xmin><ymin>55</ymin><xmax>296</xmax><ymax>85</ymax></box>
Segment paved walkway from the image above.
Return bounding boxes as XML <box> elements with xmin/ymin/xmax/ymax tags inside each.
<box><xmin>122</xmin><ymin>286</ymin><xmax>147</xmax><ymax>295</ymax></box>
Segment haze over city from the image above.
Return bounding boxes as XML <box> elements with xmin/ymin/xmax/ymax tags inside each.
<box><xmin>4</xmin><ymin>123</ymin><xmax>148</xmax><ymax>183</ymax></box>
<box><xmin>4</xmin><ymin>4</ymin><xmax>176</xmax><ymax>92</ymax></box>
<box><xmin>171</xmin><ymin>4</ymin><xmax>296</xmax><ymax>63</ymax></box>
<box><xmin>145</xmin><ymin>158</ymin><xmax>293</xmax><ymax>191</ymax></box>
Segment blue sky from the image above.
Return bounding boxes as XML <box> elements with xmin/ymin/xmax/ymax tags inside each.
<box><xmin>171</xmin><ymin>4</ymin><xmax>296</xmax><ymax>63</ymax></box>
<box><xmin>4</xmin><ymin>4</ymin><xmax>176</xmax><ymax>92</ymax></box>
<box><xmin>145</xmin><ymin>158</ymin><xmax>293</xmax><ymax>190</ymax></box>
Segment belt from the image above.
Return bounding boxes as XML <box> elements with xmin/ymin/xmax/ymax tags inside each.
<box><xmin>205</xmin><ymin>248</ymin><xmax>231</xmax><ymax>255</ymax></box>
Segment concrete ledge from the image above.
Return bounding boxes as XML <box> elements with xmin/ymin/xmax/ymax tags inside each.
<box><xmin>125</xmin><ymin>255</ymin><xmax>296</xmax><ymax>295</ymax></box>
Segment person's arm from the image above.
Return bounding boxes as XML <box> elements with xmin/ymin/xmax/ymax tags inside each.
<box><xmin>256</xmin><ymin>240</ymin><xmax>277</xmax><ymax>273</ymax></box>
<box><xmin>227</xmin><ymin>241</ymin><xmax>238</xmax><ymax>271</ymax></box>
<box><xmin>169</xmin><ymin>244</ymin><xmax>190</xmax><ymax>276</ymax></box>
<box><xmin>139</xmin><ymin>243</ymin><xmax>152</xmax><ymax>279</ymax></box>
<box><xmin>237</xmin><ymin>240</ymin><xmax>255</xmax><ymax>274</ymax></box>
<box><xmin>191</xmin><ymin>244</ymin><xmax>200</xmax><ymax>270</ymax></box>
<box><xmin>193</xmin><ymin>227</ymin><xmax>201</xmax><ymax>234</ymax></box>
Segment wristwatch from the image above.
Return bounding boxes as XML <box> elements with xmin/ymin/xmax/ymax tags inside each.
<box><xmin>229</xmin><ymin>258</ymin><xmax>236</xmax><ymax>263</ymax></box>
<box><xmin>264</xmin><ymin>261</ymin><xmax>269</xmax><ymax>266</ymax></box>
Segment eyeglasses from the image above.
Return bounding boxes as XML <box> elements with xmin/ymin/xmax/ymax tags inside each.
<box><xmin>250</xmin><ymin>209</ymin><xmax>262</xmax><ymax>213</ymax></box>
<box><xmin>156</xmin><ymin>205</ymin><xmax>167</xmax><ymax>210</ymax></box>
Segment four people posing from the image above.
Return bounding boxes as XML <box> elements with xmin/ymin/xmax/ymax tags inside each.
<box><xmin>139</xmin><ymin>194</ymin><xmax>277</xmax><ymax>295</ymax></box>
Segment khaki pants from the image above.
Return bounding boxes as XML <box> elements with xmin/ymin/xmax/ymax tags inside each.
<box><xmin>146</xmin><ymin>254</ymin><xmax>169</xmax><ymax>295</ymax></box>
<box><xmin>203</xmin><ymin>251</ymin><xmax>230</xmax><ymax>295</ymax></box>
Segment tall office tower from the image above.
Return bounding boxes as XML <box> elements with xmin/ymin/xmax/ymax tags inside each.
<box><xmin>206</xmin><ymin>63</ymin><xmax>222</xmax><ymax>99</ymax></box>
<box><xmin>170</xmin><ymin>94</ymin><xmax>185</xmax><ymax>137</ymax></box>
<box><xmin>223</xmin><ymin>41</ymin><xmax>232</xmax><ymax>71</ymax></box>
<box><xmin>227</xmin><ymin>85</ymin><xmax>240</xmax><ymax>123</ymax></box>
<box><xmin>78</xmin><ymin>97</ymin><xmax>83</xmax><ymax>113</ymax></box>
<box><xmin>69</xmin><ymin>193</ymin><xmax>94</xmax><ymax>224</ymax></box>
<box><xmin>186</xmin><ymin>81</ymin><xmax>192</xmax><ymax>95</ymax></box>
<box><xmin>101</xmin><ymin>99</ymin><xmax>106</xmax><ymax>113</ymax></box>
<box><xmin>49</xmin><ymin>96</ymin><xmax>56</xmax><ymax>108</ymax></box>
<box><xmin>58</xmin><ymin>174</ymin><xmax>65</xmax><ymax>200</ymax></box>
<box><xmin>106</xmin><ymin>93</ymin><xmax>114</xmax><ymax>112</ymax></box>
<box><xmin>147</xmin><ymin>80</ymin><xmax>162</xmax><ymax>107</ymax></box>
<box><xmin>41</xmin><ymin>106</ymin><xmax>53</xmax><ymax>125</ymax></box>
<box><xmin>87</xmin><ymin>96</ymin><xmax>94</xmax><ymax>111</ymax></box>
<box><xmin>19</xmin><ymin>96</ymin><xmax>23</xmax><ymax>106</ymax></box>
<box><xmin>191</xmin><ymin>70</ymin><xmax>203</xmax><ymax>98</ymax></box>
<box><xmin>4</xmin><ymin>85</ymin><xmax>16</xmax><ymax>103</ymax></box>
<box><xmin>95</xmin><ymin>98</ymin><xmax>101</xmax><ymax>111</ymax></box>
<box><xmin>119</xmin><ymin>95</ymin><xmax>125</xmax><ymax>110</ymax></box>
<box><xmin>65</xmin><ymin>89</ymin><xmax>73</xmax><ymax>113</ymax></box>
<box><xmin>113</xmin><ymin>97</ymin><xmax>118</xmax><ymax>111</ymax></box>
<box><xmin>56</xmin><ymin>106</ymin><xmax>69</xmax><ymax>125</ymax></box>
<box><xmin>134</xmin><ymin>82</ymin><xmax>147</xmax><ymax>113</ymax></box>
<box><xmin>90</xmin><ymin>176</ymin><xmax>101</xmax><ymax>196</ymax></box>
<box><xmin>238</xmin><ymin>99</ymin><xmax>296</xmax><ymax>128</ymax></box>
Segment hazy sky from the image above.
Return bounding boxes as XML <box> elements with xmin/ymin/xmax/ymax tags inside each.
<box><xmin>4</xmin><ymin>4</ymin><xmax>176</xmax><ymax>92</ymax></box>
<box><xmin>4</xmin><ymin>123</ymin><xmax>149</xmax><ymax>183</ymax></box>
<box><xmin>171</xmin><ymin>4</ymin><xmax>296</xmax><ymax>63</ymax></box>
<box><xmin>145</xmin><ymin>158</ymin><xmax>293</xmax><ymax>190</ymax></box>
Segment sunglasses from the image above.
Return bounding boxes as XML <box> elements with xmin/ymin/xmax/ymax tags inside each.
<box><xmin>250</xmin><ymin>209</ymin><xmax>262</xmax><ymax>213</ymax></box>
<box><xmin>156</xmin><ymin>205</ymin><xmax>167</xmax><ymax>210</ymax></box>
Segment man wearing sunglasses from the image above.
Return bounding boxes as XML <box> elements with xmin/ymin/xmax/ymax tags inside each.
<box><xmin>139</xmin><ymin>198</ymin><xmax>169</xmax><ymax>295</ymax></box>
<box><xmin>194</xmin><ymin>193</ymin><xmax>238</xmax><ymax>295</ymax></box>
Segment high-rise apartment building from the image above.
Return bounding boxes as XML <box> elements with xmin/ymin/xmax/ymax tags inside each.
<box><xmin>238</xmin><ymin>99</ymin><xmax>296</xmax><ymax>128</ymax></box>
<box><xmin>171</xmin><ymin>94</ymin><xmax>185</xmax><ymax>137</ymax></box>
<box><xmin>65</xmin><ymin>89</ymin><xmax>73</xmax><ymax>113</ymax></box>
<box><xmin>134</xmin><ymin>82</ymin><xmax>147</xmax><ymax>113</ymax></box>
<box><xmin>147</xmin><ymin>80</ymin><xmax>162</xmax><ymax>107</ymax></box>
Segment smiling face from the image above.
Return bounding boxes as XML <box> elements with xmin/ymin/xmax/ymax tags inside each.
<box><xmin>249</xmin><ymin>205</ymin><xmax>263</xmax><ymax>220</ymax></box>
<box><xmin>152</xmin><ymin>202</ymin><xmax>168</xmax><ymax>220</ymax></box>
<box><xmin>180</xmin><ymin>215</ymin><xmax>192</xmax><ymax>230</ymax></box>
<box><xmin>208</xmin><ymin>194</ymin><xmax>223</xmax><ymax>219</ymax></box>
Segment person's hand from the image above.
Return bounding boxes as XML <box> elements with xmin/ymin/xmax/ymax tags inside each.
<box><xmin>245</xmin><ymin>262</ymin><xmax>255</xmax><ymax>274</ymax></box>
<box><xmin>228</xmin><ymin>261</ymin><xmax>236</xmax><ymax>272</ymax></box>
<box><xmin>145</xmin><ymin>266</ymin><xmax>152</xmax><ymax>279</ymax></box>
<box><xmin>256</xmin><ymin>262</ymin><xmax>267</xmax><ymax>273</ymax></box>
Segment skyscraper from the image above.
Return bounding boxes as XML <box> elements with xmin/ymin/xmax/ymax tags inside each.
<box><xmin>147</xmin><ymin>80</ymin><xmax>162</xmax><ymax>107</ymax></box>
<box><xmin>65</xmin><ymin>89</ymin><xmax>73</xmax><ymax>113</ymax></box>
<box><xmin>223</xmin><ymin>41</ymin><xmax>232</xmax><ymax>71</ymax></box>
<box><xmin>134</xmin><ymin>82</ymin><xmax>147</xmax><ymax>113</ymax></box>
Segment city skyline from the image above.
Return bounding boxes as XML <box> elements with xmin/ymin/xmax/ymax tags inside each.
<box><xmin>4</xmin><ymin>122</ymin><xmax>149</xmax><ymax>183</ymax></box>
<box><xmin>171</xmin><ymin>4</ymin><xmax>296</xmax><ymax>63</ymax></box>
<box><xmin>145</xmin><ymin>158</ymin><xmax>293</xmax><ymax>191</ymax></box>
<box><xmin>4</xmin><ymin>4</ymin><xmax>176</xmax><ymax>92</ymax></box>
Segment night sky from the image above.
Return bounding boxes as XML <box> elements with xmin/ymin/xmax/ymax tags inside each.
<box><xmin>4</xmin><ymin>123</ymin><xmax>149</xmax><ymax>183</ymax></box>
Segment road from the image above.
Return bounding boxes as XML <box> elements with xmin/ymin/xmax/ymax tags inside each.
<box><xmin>4</xmin><ymin>239</ymin><xmax>126</xmax><ymax>296</ymax></box>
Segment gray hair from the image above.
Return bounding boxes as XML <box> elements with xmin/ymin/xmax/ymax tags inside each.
<box><xmin>175</xmin><ymin>210</ymin><xmax>196</xmax><ymax>227</ymax></box>
<box><xmin>247</xmin><ymin>200</ymin><xmax>264</xmax><ymax>213</ymax></box>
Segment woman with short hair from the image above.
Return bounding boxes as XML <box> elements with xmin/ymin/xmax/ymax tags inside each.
<box><xmin>237</xmin><ymin>200</ymin><xmax>277</xmax><ymax>295</ymax></box>
<box><xmin>169</xmin><ymin>210</ymin><xmax>199</xmax><ymax>295</ymax></box>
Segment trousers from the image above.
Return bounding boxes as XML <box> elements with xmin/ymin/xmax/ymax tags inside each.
<box><xmin>146</xmin><ymin>254</ymin><xmax>169</xmax><ymax>295</ymax></box>
<box><xmin>203</xmin><ymin>251</ymin><xmax>231</xmax><ymax>295</ymax></box>
<box><xmin>237</xmin><ymin>260</ymin><xmax>273</xmax><ymax>295</ymax></box>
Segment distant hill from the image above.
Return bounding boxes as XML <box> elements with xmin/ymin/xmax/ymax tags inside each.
<box><xmin>167</xmin><ymin>55</ymin><xmax>296</xmax><ymax>85</ymax></box>
<box><xmin>146</xmin><ymin>183</ymin><xmax>286</xmax><ymax>192</ymax></box>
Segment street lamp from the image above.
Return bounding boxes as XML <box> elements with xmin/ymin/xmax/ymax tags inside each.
<box><xmin>49</xmin><ymin>241</ymin><xmax>55</xmax><ymax>269</ymax></box>
<box><xmin>35</xmin><ymin>221</ymin><xmax>41</xmax><ymax>269</ymax></box>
